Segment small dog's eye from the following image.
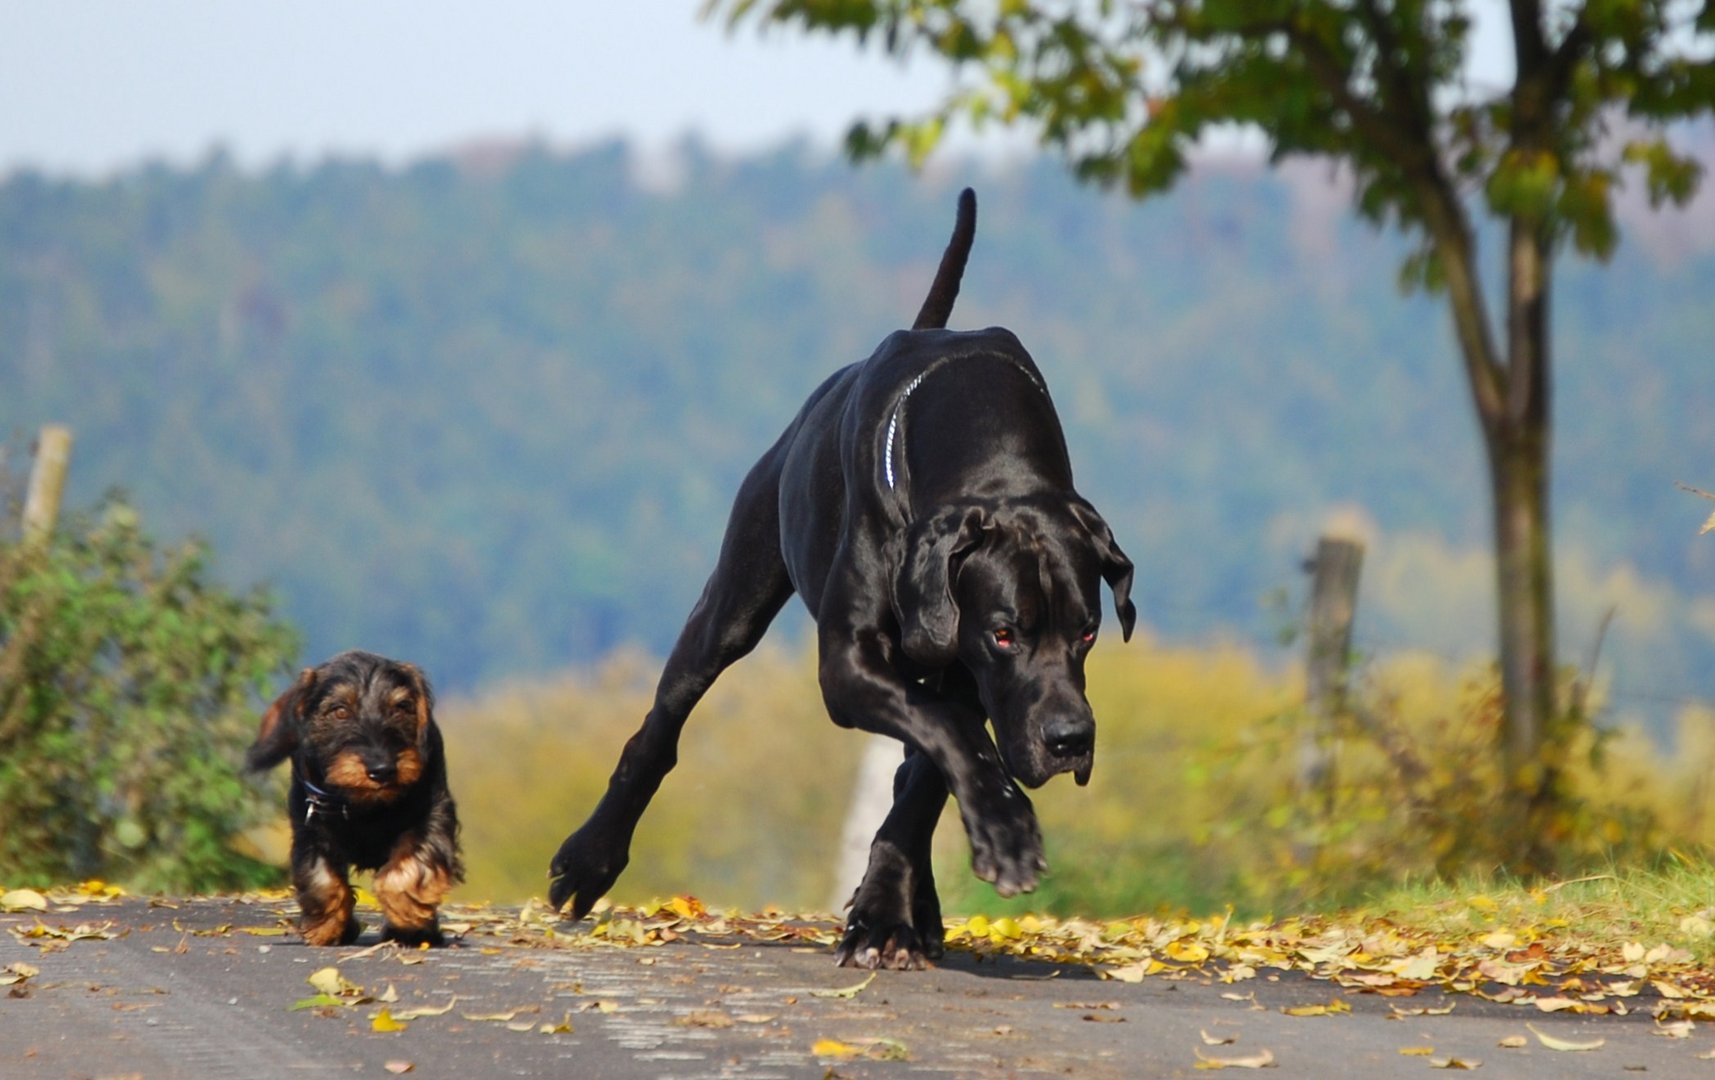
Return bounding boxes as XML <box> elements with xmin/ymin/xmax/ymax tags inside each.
<box><xmin>330</xmin><ymin>705</ymin><xmax>351</xmax><ymax>721</ymax></box>
<box><xmin>1081</xmin><ymin>628</ymin><xmax>1097</xmax><ymax>644</ymax></box>
<box><xmin>992</xmin><ymin>628</ymin><xmax>1015</xmax><ymax>648</ymax></box>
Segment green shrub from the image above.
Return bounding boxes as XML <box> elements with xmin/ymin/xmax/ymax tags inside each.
<box><xmin>0</xmin><ymin>495</ymin><xmax>299</xmax><ymax>891</ymax></box>
<box><xmin>936</xmin><ymin>647</ymin><xmax>1672</xmax><ymax>921</ymax></box>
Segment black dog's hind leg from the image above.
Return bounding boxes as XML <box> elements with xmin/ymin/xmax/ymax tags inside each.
<box><xmin>549</xmin><ymin>457</ymin><xmax>794</xmax><ymax>919</ymax></box>
<box><xmin>836</xmin><ymin>747</ymin><xmax>950</xmax><ymax>969</ymax></box>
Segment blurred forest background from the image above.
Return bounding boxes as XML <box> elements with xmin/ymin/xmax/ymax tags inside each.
<box><xmin>4</xmin><ymin>139</ymin><xmax>1714</xmax><ymax>912</ymax></box>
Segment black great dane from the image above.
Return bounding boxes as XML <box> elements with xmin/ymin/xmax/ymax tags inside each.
<box><xmin>549</xmin><ymin>189</ymin><xmax>1136</xmax><ymax>969</ymax></box>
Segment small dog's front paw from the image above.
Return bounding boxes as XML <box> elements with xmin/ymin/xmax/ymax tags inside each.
<box><xmin>381</xmin><ymin>919</ymin><xmax>446</xmax><ymax>948</ymax></box>
<box><xmin>301</xmin><ymin>910</ymin><xmax>361</xmax><ymax>947</ymax></box>
<box><xmin>547</xmin><ymin>826</ymin><xmax>628</xmax><ymax>919</ymax></box>
<box><xmin>962</xmin><ymin>779</ymin><xmax>1045</xmax><ymax>897</ymax></box>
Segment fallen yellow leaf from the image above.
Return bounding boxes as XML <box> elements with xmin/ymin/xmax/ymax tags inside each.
<box><xmin>675</xmin><ymin>1010</ymin><xmax>734</xmax><ymax>1029</ymax></box>
<box><xmin>390</xmin><ymin>996</ymin><xmax>457</xmax><ymax>1020</ymax></box>
<box><xmin>809</xmin><ymin>973</ymin><xmax>875</xmax><ymax>999</ymax></box>
<box><xmin>1193</xmin><ymin>1046</ymin><xmax>1276</xmax><ymax>1070</ymax></box>
<box><xmin>307</xmin><ymin>967</ymin><xmax>357</xmax><ymax>998</ymax></box>
<box><xmin>1168</xmin><ymin>940</ymin><xmax>1211</xmax><ymax>963</ymax></box>
<box><xmin>0</xmin><ymin>889</ymin><xmax>48</xmax><ymax>913</ymax></box>
<box><xmin>1281</xmin><ymin>1000</ymin><xmax>1351</xmax><ymax>1017</ymax></box>
<box><xmin>811</xmin><ymin>1038</ymin><xmax>862</xmax><ymax>1060</ymax></box>
<box><xmin>1525</xmin><ymin>1023</ymin><xmax>1604</xmax><ymax>1052</ymax></box>
<box><xmin>371</xmin><ymin>1008</ymin><xmax>409</xmax><ymax>1033</ymax></box>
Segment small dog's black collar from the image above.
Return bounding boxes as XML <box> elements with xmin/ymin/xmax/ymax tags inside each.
<box><xmin>301</xmin><ymin>776</ymin><xmax>350</xmax><ymax>823</ymax></box>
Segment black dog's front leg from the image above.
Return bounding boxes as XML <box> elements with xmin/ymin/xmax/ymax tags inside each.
<box><xmin>836</xmin><ymin>748</ymin><xmax>950</xmax><ymax>969</ymax></box>
<box><xmin>819</xmin><ymin>629</ymin><xmax>1045</xmax><ymax>899</ymax></box>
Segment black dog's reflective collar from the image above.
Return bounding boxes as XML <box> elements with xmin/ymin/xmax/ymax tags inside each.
<box><xmin>301</xmin><ymin>776</ymin><xmax>349</xmax><ymax>823</ymax></box>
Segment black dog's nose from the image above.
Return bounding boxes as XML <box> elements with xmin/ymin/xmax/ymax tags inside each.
<box><xmin>366</xmin><ymin>761</ymin><xmax>398</xmax><ymax>784</ymax></box>
<box><xmin>1044</xmin><ymin>718</ymin><xmax>1094</xmax><ymax>759</ymax></box>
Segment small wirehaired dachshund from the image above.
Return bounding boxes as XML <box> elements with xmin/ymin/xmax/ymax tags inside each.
<box><xmin>247</xmin><ymin>650</ymin><xmax>463</xmax><ymax>946</ymax></box>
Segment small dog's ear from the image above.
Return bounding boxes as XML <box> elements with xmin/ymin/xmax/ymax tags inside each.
<box><xmin>892</xmin><ymin>505</ymin><xmax>987</xmax><ymax>666</ymax></box>
<box><xmin>1069</xmin><ymin>499</ymin><xmax>1137</xmax><ymax>641</ymax></box>
<box><xmin>398</xmin><ymin>662</ymin><xmax>434</xmax><ymax>744</ymax></box>
<box><xmin>246</xmin><ymin>667</ymin><xmax>316</xmax><ymax>771</ymax></box>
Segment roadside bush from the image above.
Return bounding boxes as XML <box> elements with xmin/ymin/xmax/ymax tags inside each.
<box><xmin>938</xmin><ymin>646</ymin><xmax>1674</xmax><ymax>920</ymax></box>
<box><xmin>0</xmin><ymin>494</ymin><xmax>299</xmax><ymax>892</ymax></box>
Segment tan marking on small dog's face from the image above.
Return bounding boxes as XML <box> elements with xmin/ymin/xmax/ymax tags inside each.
<box><xmin>321</xmin><ymin>750</ymin><xmax>391</xmax><ymax>803</ymax></box>
<box><xmin>393</xmin><ymin>745</ymin><xmax>423</xmax><ymax>787</ymax></box>
<box><xmin>374</xmin><ymin>836</ymin><xmax>453</xmax><ymax>932</ymax></box>
<box><xmin>296</xmin><ymin>857</ymin><xmax>357</xmax><ymax>946</ymax></box>
<box><xmin>300</xmin><ymin>657</ymin><xmax>432</xmax><ymax>804</ymax></box>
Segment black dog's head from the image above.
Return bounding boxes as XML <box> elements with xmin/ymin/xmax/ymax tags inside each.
<box><xmin>893</xmin><ymin>496</ymin><xmax>1135</xmax><ymax>789</ymax></box>
<box><xmin>247</xmin><ymin>650</ymin><xmax>435</xmax><ymax>806</ymax></box>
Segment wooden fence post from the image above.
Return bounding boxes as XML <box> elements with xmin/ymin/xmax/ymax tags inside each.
<box><xmin>1299</xmin><ymin>535</ymin><xmax>1364</xmax><ymax>809</ymax></box>
<box><xmin>22</xmin><ymin>424</ymin><xmax>74</xmax><ymax>545</ymax></box>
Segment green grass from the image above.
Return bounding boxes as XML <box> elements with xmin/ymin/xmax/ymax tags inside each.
<box><xmin>1351</xmin><ymin>854</ymin><xmax>1715</xmax><ymax>965</ymax></box>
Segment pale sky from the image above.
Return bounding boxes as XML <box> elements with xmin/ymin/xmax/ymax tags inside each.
<box><xmin>0</xmin><ymin>1</ymin><xmax>1519</xmax><ymax>178</ymax></box>
<box><xmin>0</xmin><ymin>1</ymin><xmax>964</xmax><ymax>176</ymax></box>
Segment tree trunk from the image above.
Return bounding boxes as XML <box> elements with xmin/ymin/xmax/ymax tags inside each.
<box><xmin>1486</xmin><ymin>424</ymin><xmax>1559</xmax><ymax>871</ymax></box>
<box><xmin>1487</xmin><ymin>202</ymin><xmax>1559</xmax><ymax>873</ymax></box>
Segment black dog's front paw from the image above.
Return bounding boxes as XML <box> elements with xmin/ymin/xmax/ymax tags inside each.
<box><xmin>835</xmin><ymin>839</ymin><xmax>945</xmax><ymax>970</ymax></box>
<box><xmin>835</xmin><ymin>913</ymin><xmax>934</xmax><ymax>970</ymax></box>
<box><xmin>962</xmin><ymin>779</ymin><xmax>1046</xmax><ymax>897</ymax></box>
<box><xmin>547</xmin><ymin>825</ymin><xmax>629</xmax><ymax>919</ymax></box>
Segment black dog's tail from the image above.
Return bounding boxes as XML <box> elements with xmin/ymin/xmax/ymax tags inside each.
<box><xmin>911</xmin><ymin>187</ymin><xmax>976</xmax><ymax>331</ymax></box>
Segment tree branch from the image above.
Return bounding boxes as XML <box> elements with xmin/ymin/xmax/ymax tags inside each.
<box><xmin>1281</xmin><ymin>15</ymin><xmax>1508</xmax><ymax>426</ymax></box>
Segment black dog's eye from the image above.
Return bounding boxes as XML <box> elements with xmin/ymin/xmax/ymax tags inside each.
<box><xmin>1081</xmin><ymin>628</ymin><xmax>1097</xmax><ymax>644</ymax></box>
<box><xmin>329</xmin><ymin>705</ymin><xmax>351</xmax><ymax>721</ymax></box>
<box><xmin>992</xmin><ymin>627</ymin><xmax>1015</xmax><ymax>649</ymax></box>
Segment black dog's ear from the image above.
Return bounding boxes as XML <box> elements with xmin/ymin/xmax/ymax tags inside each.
<box><xmin>893</xmin><ymin>506</ymin><xmax>987</xmax><ymax>665</ymax></box>
<box><xmin>246</xmin><ymin>667</ymin><xmax>317</xmax><ymax>772</ymax></box>
<box><xmin>1070</xmin><ymin>500</ymin><xmax>1137</xmax><ymax>641</ymax></box>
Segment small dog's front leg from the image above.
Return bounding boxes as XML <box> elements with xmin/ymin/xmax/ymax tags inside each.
<box><xmin>295</xmin><ymin>855</ymin><xmax>360</xmax><ymax>946</ymax></box>
<box><xmin>374</xmin><ymin>834</ymin><xmax>456</xmax><ymax>946</ymax></box>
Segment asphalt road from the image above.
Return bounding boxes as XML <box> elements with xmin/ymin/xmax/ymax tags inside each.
<box><xmin>2</xmin><ymin>894</ymin><xmax>1709</xmax><ymax>1078</ymax></box>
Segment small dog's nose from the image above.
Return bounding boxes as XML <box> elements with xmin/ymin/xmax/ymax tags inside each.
<box><xmin>366</xmin><ymin>761</ymin><xmax>398</xmax><ymax>784</ymax></box>
<box><xmin>1044</xmin><ymin>718</ymin><xmax>1094</xmax><ymax>759</ymax></box>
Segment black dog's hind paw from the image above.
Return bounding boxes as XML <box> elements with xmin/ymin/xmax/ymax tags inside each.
<box><xmin>547</xmin><ymin>827</ymin><xmax>628</xmax><ymax>919</ymax></box>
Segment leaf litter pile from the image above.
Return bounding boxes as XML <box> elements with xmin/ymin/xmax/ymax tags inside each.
<box><xmin>9</xmin><ymin>879</ymin><xmax>1715</xmax><ymax>1070</ymax></box>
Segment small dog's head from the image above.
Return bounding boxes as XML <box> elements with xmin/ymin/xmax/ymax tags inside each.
<box><xmin>894</xmin><ymin>496</ymin><xmax>1135</xmax><ymax>790</ymax></box>
<box><xmin>247</xmin><ymin>650</ymin><xmax>435</xmax><ymax>806</ymax></box>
